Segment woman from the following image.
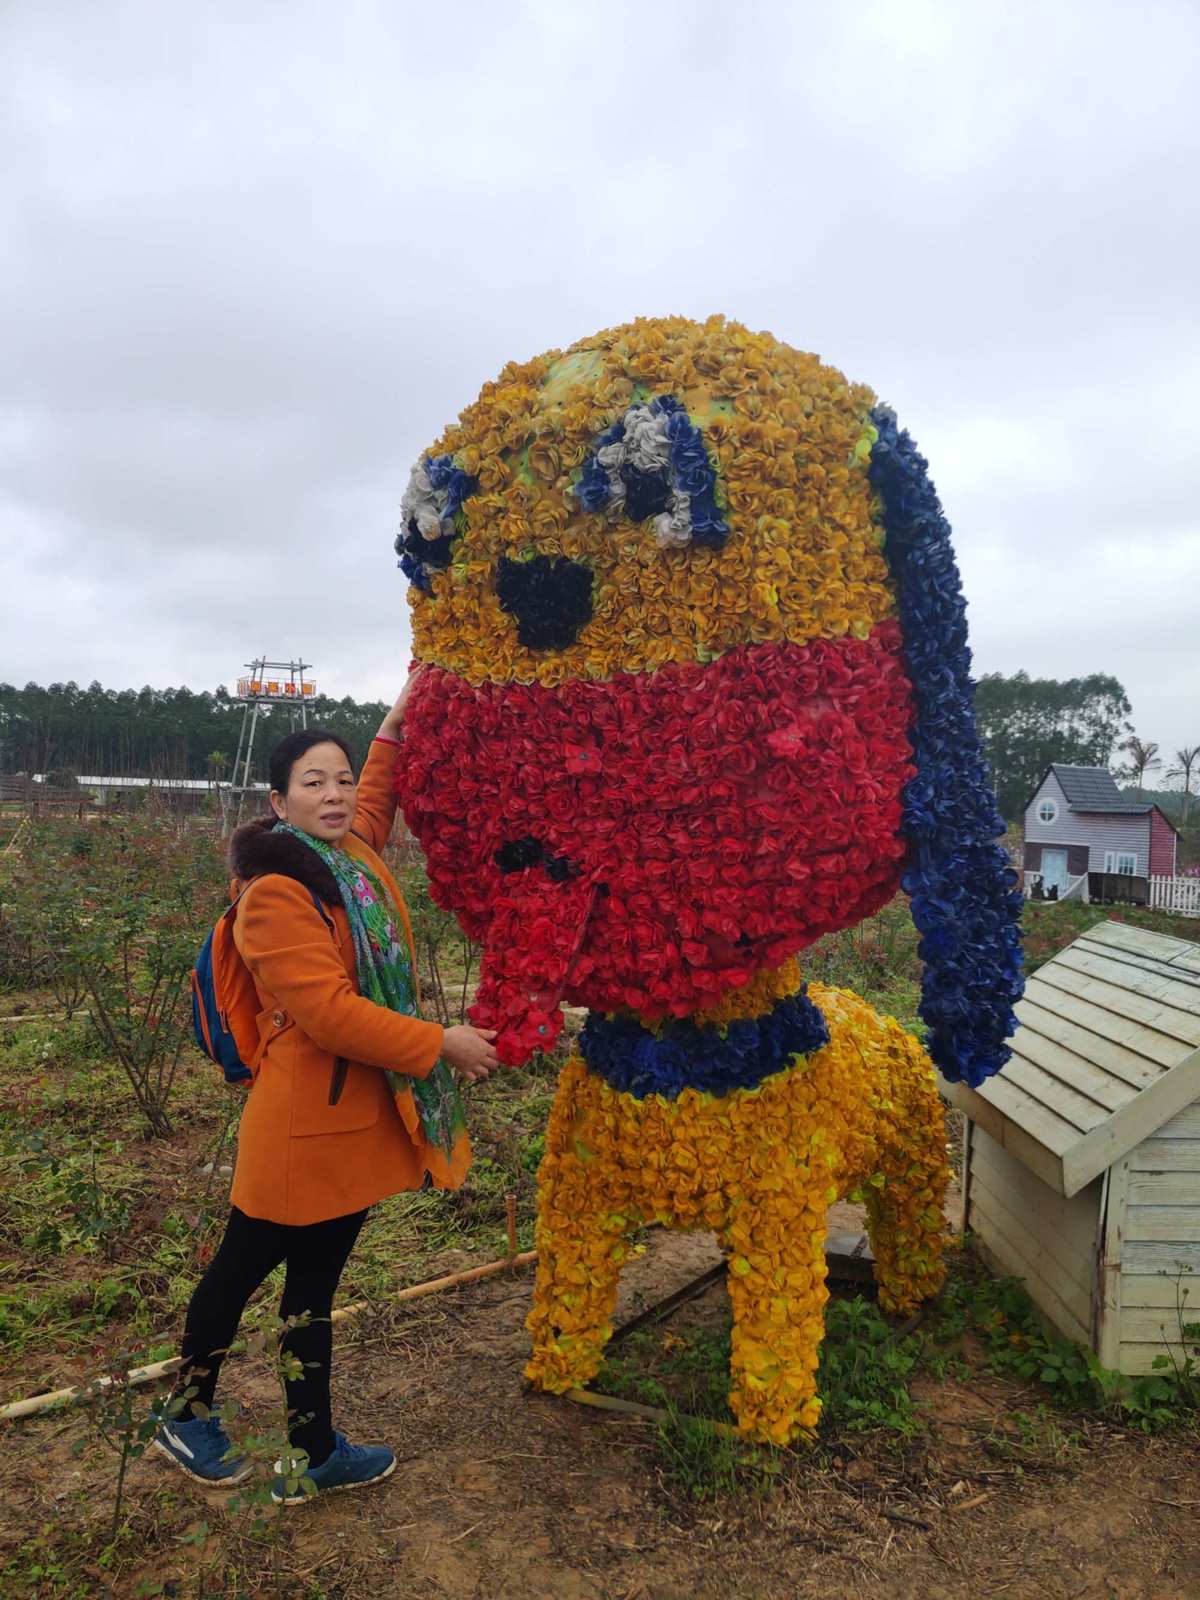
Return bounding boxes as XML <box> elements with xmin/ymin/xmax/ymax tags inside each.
<box><xmin>155</xmin><ymin>676</ymin><xmax>498</xmax><ymax>1502</ymax></box>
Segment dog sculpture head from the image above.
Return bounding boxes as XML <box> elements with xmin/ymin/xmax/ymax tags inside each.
<box><xmin>393</xmin><ymin>316</ymin><xmax>1022</xmax><ymax>1085</ymax></box>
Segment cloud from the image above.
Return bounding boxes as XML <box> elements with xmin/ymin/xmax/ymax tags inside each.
<box><xmin>3</xmin><ymin>0</ymin><xmax>1198</xmax><ymax>757</ymax></box>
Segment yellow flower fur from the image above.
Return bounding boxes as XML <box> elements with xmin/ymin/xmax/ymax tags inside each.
<box><xmin>408</xmin><ymin>315</ymin><xmax>895</xmax><ymax>685</ymax></box>
<box><xmin>525</xmin><ymin>984</ymin><xmax>949</xmax><ymax>1445</ymax></box>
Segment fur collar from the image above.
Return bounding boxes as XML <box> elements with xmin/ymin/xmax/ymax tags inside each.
<box><xmin>229</xmin><ymin>815</ymin><xmax>341</xmax><ymax>906</ymax></box>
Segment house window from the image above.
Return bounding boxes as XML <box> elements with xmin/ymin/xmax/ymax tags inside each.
<box><xmin>1104</xmin><ymin>850</ymin><xmax>1138</xmax><ymax>876</ymax></box>
<box><xmin>1037</xmin><ymin>799</ymin><xmax>1058</xmax><ymax>825</ymax></box>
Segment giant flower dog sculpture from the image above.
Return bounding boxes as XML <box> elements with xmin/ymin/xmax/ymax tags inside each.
<box><xmin>392</xmin><ymin>316</ymin><xmax>1022</xmax><ymax>1443</ymax></box>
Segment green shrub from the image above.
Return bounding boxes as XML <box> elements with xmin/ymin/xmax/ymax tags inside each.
<box><xmin>817</xmin><ymin>1295</ymin><xmax>921</xmax><ymax>1436</ymax></box>
<box><xmin>5</xmin><ymin>814</ymin><xmax>227</xmax><ymax>1135</ymax></box>
<box><xmin>935</xmin><ymin>1255</ymin><xmax>1200</xmax><ymax>1431</ymax></box>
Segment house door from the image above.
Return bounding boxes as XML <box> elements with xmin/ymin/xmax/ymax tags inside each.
<box><xmin>1041</xmin><ymin>847</ymin><xmax>1069</xmax><ymax>895</ymax></box>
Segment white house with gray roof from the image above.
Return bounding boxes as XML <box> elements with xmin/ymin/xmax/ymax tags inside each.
<box><xmin>1024</xmin><ymin>765</ymin><xmax>1179</xmax><ymax>900</ymax></box>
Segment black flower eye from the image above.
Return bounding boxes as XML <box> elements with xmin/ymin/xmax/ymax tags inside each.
<box><xmin>621</xmin><ymin>463</ymin><xmax>673</xmax><ymax>521</ymax></box>
<box><xmin>396</xmin><ymin>521</ymin><xmax>456</xmax><ymax>580</ymax></box>
<box><xmin>396</xmin><ymin>454</ymin><xmax>476</xmax><ymax>590</ymax></box>
<box><xmin>495</xmin><ymin>554</ymin><xmax>593</xmax><ymax>651</ymax></box>
<box><xmin>572</xmin><ymin>394</ymin><xmax>727</xmax><ymax>549</ymax></box>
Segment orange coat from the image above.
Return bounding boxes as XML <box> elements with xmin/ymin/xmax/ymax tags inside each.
<box><xmin>229</xmin><ymin>737</ymin><xmax>463</xmax><ymax>1226</ymax></box>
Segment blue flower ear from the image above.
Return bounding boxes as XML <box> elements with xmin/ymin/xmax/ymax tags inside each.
<box><xmin>868</xmin><ymin>406</ymin><xmax>1023</xmax><ymax>1087</ymax></box>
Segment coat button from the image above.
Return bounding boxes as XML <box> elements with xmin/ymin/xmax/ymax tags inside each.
<box><xmin>272</xmin><ymin>1010</ymin><xmax>286</xmax><ymax>1028</ymax></box>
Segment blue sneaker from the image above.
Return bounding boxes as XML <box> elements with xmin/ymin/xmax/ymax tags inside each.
<box><xmin>271</xmin><ymin>1431</ymin><xmax>396</xmax><ymax>1504</ymax></box>
<box><xmin>153</xmin><ymin>1411</ymin><xmax>251</xmax><ymax>1486</ymax></box>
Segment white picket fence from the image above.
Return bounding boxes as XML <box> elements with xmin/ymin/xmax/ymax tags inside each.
<box><xmin>1149</xmin><ymin>875</ymin><xmax>1200</xmax><ymax>917</ymax></box>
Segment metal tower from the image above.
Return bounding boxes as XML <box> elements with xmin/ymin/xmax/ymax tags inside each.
<box><xmin>222</xmin><ymin>658</ymin><xmax>317</xmax><ymax>826</ymax></box>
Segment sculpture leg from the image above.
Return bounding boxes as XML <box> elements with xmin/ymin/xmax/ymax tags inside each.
<box><xmin>719</xmin><ymin>1183</ymin><xmax>830</xmax><ymax>1445</ymax></box>
<box><xmin>524</xmin><ymin>1065</ymin><xmax>637</xmax><ymax>1394</ymax></box>
<box><xmin>864</xmin><ymin>1057</ymin><xmax>949</xmax><ymax>1317</ymax></box>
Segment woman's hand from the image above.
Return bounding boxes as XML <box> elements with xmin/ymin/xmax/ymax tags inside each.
<box><xmin>442</xmin><ymin>1023</ymin><xmax>499</xmax><ymax>1082</ymax></box>
<box><xmin>376</xmin><ymin>665</ymin><xmax>426</xmax><ymax>743</ymax></box>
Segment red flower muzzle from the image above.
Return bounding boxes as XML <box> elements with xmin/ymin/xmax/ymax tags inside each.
<box><xmin>396</xmin><ymin>622</ymin><xmax>916</xmax><ymax>1064</ymax></box>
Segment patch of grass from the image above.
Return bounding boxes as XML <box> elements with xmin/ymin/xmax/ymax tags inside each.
<box><xmin>0</xmin><ymin>1012</ymin><xmax>230</xmax><ymax>1146</ymax></box>
<box><xmin>596</xmin><ymin>1289</ymin><xmax>932</xmax><ymax>1499</ymax></box>
<box><xmin>817</xmin><ymin>1295</ymin><xmax>923</xmax><ymax>1438</ymax></box>
<box><xmin>805</xmin><ymin>898</ymin><xmax>924</xmax><ymax>1034</ymax></box>
<box><xmin>934</xmin><ymin>1250</ymin><xmax>1200</xmax><ymax>1432</ymax></box>
<box><xmin>654</xmin><ymin>1410</ymin><xmax>782</xmax><ymax>1501</ymax></box>
<box><xmin>1022</xmin><ymin>899</ymin><xmax>1200</xmax><ymax>974</ymax></box>
<box><xmin>600</xmin><ymin>1326</ymin><xmax>732</xmax><ymax>1417</ymax></box>
<box><xmin>597</xmin><ymin>1294</ymin><xmax>928</xmax><ymax>1445</ymax></box>
<box><xmin>8</xmin><ymin>1131</ymin><xmax>140</xmax><ymax>1259</ymax></box>
<box><xmin>0</xmin><ymin>1261</ymin><xmax>168</xmax><ymax>1363</ymax></box>
<box><xmin>986</xmin><ymin>1404</ymin><xmax>1083</xmax><ymax>1466</ymax></box>
<box><xmin>598</xmin><ymin>1325</ymin><xmax>784</xmax><ymax>1501</ymax></box>
<box><xmin>0</xmin><ymin>1280</ymin><xmax>85</xmax><ymax>1351</ymax></box>
<box><xmin>1</xmin><ymin>1525</ymin><xmax>101</xmax><ymax>1599</ymax></box>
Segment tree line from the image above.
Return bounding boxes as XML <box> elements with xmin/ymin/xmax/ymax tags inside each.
<box><xmin>0</xmin><ymin>680</ymin><xmax>388</xmax><ymax>784</ymax></box>
<box><xmin>973</xmin><ymin>671</ymin><xmax>1130</xmax><ymax>820</ymax></box>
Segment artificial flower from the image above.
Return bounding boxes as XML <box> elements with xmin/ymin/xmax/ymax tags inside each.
<box><xmin>524</xmin><ymin>984</ymin><xmax>950</xmax><ymax>1444</ymax></box>
<box><xmin>388</xmin><ymin>315</ymin><xmax>1023</xmax><ymax>1445</ymax></box>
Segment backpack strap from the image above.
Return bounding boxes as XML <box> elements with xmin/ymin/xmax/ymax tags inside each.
<box><xmin>308</xmin><ymin>887</ymin><xmax>337</xmax><ymax>934</ymax></box>
<box><xmin>231</xmin><ymin>876</ymin><xmax>337</xmax><ymax>934</ymax></box>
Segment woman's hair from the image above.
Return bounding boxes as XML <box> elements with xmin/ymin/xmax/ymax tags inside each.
<box><xmin>268</xmin><ymin>728</ymin><xmax>357</xmax><ymax>795</ymax></box>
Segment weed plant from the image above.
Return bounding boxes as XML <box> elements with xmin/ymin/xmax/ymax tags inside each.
<box><xmin>2</xmin><ymin>812</ymin><xmax>227</xmax><ymax>1135</ymax></box>
<box><xmin>932</xmin><ymin>1252</ymin><xmax>1200</xmax><ymax>1431</ymax></box>
<box><xmin>389</xmin><ymin>849</ymin><xmax>481</xmax><ymax>1026</ymax></box>
<box><xmin>803</xmin><ymin>897</ymin><xmax>923</xmax><ymax>1034</ymax></box>
<box><xmin>14</xmin><ymin>1132</ymin><xmax>135</xmax><ymax>1259</ymax></box>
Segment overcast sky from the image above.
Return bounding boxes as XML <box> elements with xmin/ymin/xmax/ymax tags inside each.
<box><xmin>3</xmin><ymin>0</ymin><xmax>1198</xmax><ymax>767</ymax></box>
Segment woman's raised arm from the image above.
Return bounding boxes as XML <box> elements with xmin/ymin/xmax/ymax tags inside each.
<box><xmin>350</xmin><ymin>670</ymin><xmax>424</xmax><ymax>851</ymax></box>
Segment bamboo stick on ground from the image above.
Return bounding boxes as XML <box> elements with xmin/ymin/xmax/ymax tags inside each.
<box><xmin>562</xmin><ymin>1387</ymin><xmax>743</xmax><ymax>1439</ymax></box>
<box><xmin>3</xmin><ymin>1234</ymin><xmax>882</xmax><ymax>1423</ymax></box>
<box><xmin>335</xmin><ymin>1248</ymin><xmax>537</xmax><ymax>1322</ymax></box>
<box><xmin>0</xmin><ymin>1248</ymin><xmax>537</xmax><ymax>1423</ymax></box>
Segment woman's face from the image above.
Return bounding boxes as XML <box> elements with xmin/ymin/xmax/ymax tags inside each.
<box><xmin>270</xmin><ymin>740</ymin><xmax>358</xmax><ymax>845</ymax></box>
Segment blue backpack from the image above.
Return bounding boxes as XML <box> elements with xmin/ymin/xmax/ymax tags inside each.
<box><xmin>191</xmin><ymin>886</ymin><xmax>332</xmax><ymax>1084</ymax></box>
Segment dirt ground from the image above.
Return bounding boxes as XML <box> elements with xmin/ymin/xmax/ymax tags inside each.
<box><xmin>4</xmin><ymin>1216</ymin><xmax>1200</xmax><ymax>1600</ymax></box>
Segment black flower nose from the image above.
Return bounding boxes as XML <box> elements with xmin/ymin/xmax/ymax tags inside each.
<box><xmin>495</xmin><ymin>555</ymin><xmax>593</xmax><ymax>651</ymax></box>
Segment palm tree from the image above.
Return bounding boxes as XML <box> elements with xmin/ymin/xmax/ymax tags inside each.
<box><xmin>1166</xmin><ymin>745</ymin><xmax>1200</xmax><ymax>826</ymax></box>
<box><xmin>1118</xmin><ymin>733</ymin><xmax>1161</xmax><ymax>799</ymax></box>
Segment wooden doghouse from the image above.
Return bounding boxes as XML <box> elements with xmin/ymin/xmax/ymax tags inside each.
<box><xmin>941</xmin><ymin>920</ymin><xmax>1200</xmax><ymax>1374</ymax></box>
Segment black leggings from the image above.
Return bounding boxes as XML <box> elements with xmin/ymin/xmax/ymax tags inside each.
<box><xmin>174</xmin><ymin>1205</ymin><xmax>367</xmax><ymax>1467</ymax></box>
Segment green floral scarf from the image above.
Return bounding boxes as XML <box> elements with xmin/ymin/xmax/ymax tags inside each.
<box><xmin>277</xmin><ymin>825</ymin><xmax>466</xmax><ymax>1161</ymax></box>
